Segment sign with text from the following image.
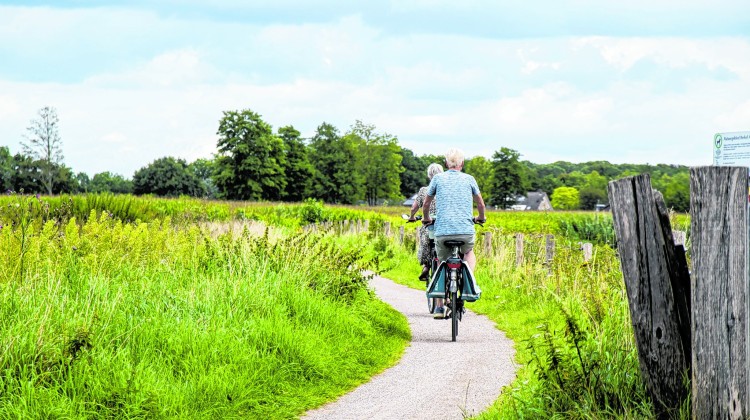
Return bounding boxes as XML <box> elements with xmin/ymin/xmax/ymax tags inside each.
<box><xmin>714</xmin><ymin>131</ymin><xmax>750</xmax><ymax>166</ymax></box>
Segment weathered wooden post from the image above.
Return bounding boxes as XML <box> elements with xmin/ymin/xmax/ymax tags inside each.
<box><xmin>672</xmin><ymin>230</ymin><xmax>686</xmax><ymax>247</ymax></box>
<box><xmin>691</xmin><ymin>166</ymin><xmax>749</xmax><ymax>419</ymax></box>
<box><xmin>399</xmin><ymin>226</ymin><xmax>405</xmax><ymax>244</ymax></box>
<box><xmin>582</xmin><ymin>243</ymin><xmax>593</xmax><ymax>263</ymax></box>
<box><xmin>545</xmin><ymin>234</ymin><xmax>555</xmax><ymax>263</ymax></box>
<box><xmin>484</xmin><ymin>231</ymin><xmax>493</xmax><ymax>255</ymax></box>
<box><xmin>384</xmin><ymin>221</ymin><xmax>391</xmax><ymax>237</ymax></box>
<box><xmin>515</xmin><ymin>233</ymin><xmax>524</xmax><ymax>267</ymax></box>
<box><xmin>608</xmin><ymin>174</ymin><xmax>691</xmax><ymax>418</ymax></box>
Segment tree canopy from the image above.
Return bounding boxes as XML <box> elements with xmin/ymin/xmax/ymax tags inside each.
<box><xmin>132</xmin><ymin>157</ymin><xmax>203</xmax><ymax>197</ymax></box>
<box><xmin>214</xmin><ymin>109</ymin><xmax>287</xmax><ymax>201</ymax></box>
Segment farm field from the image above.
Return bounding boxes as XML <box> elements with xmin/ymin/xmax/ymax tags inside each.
<box><xmin>0</xmin><ymin>193</ymin><xmax>691</xmax><ymax>418</ymax></box>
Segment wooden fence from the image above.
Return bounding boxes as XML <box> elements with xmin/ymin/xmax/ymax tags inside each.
<box><xmin>305</xmin><ymin>219</ymin><xmax>599</xmax><ymax>266</ymax></box>
<box><xmin>609</xmin><ymin>168</ymin><xmax>750</xmax><ymax>419</ymax></box>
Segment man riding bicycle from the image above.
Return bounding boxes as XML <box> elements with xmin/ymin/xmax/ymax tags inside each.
<box><xmin>422</xmin><ymin>148</ymin><xmax>486</xmax><ymax>318</ymax></box>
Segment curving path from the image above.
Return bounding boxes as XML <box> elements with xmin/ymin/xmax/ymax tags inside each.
<box><xmin>303</xmin><ymin>274</ymin><xmax>517</xmax><ymax>420</ymax></box>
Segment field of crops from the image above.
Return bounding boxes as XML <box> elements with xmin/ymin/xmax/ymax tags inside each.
<box><xmin>0</xmin><ymin>193</ymin><xmax>690</xmax><ymax>418</ymax></box>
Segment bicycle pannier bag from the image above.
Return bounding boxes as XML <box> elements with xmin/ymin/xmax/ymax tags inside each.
<box><xmin>426</xmin><ymin>262</ymin><xmax>447</xmax><ymax>298</ymax></box>
<box><xmin>460</xmin><ymin>263</ymin><xmax>481</xmax><ymax>302</ymax></box>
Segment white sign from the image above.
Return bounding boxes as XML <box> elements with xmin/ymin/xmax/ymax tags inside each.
<box><xmin>714</xmin><ymin>131</ymin><xmax>750</xmax><ymax>166</ymax></box>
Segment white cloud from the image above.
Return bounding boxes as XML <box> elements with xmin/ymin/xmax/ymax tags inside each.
<box><xmin>85</xmin><ymin>49</ymin><xmax>218</xmax><ymax>88</ymax></box>
<box><xmin>1</xmin><ymin>3</ymin><xmax>749</xmax><ymax>178</ymax></box>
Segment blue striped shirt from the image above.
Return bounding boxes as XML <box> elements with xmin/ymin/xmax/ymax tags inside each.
<box><xmin>426</xmin><ymin>170</ymin><xmax>480</xmax><ymax>237</ymax></box>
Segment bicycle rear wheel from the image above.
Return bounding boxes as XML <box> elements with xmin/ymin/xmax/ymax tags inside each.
<box><xmin>450</xmin><ymin>291</ymin><xmax>458</xmax><ymax>342</ymax></box>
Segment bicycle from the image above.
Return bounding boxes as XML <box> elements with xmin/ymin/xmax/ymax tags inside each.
<box><xmin>402</xmin><ymin>214</ymin><xmax>439</xmax><ymax>313</ymax></box>
<box><xmin>423</xmin><ymin>218</ymin><xmax>483</xmax><ymax>342</ymax></box>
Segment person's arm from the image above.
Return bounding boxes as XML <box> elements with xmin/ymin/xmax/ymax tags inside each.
<box><xmin>408</xmin><ymin>199</ymin><xmax>420</xmax><ymax>221</ymax></box>
<box><xmin>473</xmin><ymin>193</ymin><xmax>486</xmax><ymax>223</ymax></box>
<box><xmin>422</xmin><ymin>194</ymin><xmax>434</xmax><ymax>223</ymax></box>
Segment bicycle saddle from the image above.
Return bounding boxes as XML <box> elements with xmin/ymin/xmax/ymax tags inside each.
<box><xmin>443</xmin><ymin>240</ymin><xmax>465</xmax><ymax>247</ymax></box>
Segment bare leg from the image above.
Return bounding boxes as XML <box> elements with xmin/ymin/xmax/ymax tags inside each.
<box><xmin>463</xmin><ymin>249</ymin><xmax>476</xmax><ymax>272</ymax></box>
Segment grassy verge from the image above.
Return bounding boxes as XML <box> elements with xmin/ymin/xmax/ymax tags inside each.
<box><xmin>381</xmin><ymin>228</ymin><xmax>659</xmax><ymax>418</ymax></box>
<box><xmin>0</xmin><ymin>203</ymin><xmax>409</xmax><ymax>418</ymax></box>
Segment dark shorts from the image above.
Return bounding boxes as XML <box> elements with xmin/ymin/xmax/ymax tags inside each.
<box><xmin>435</xmin><ymin>234</ymin><xmax>475</xmax><ymax>261</ymax></box>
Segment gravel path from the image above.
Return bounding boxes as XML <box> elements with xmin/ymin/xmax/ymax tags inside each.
<box><xmin>303</xmin><ymin>274</ymin><xmax>517</xmax><ymax>420</ymax></box>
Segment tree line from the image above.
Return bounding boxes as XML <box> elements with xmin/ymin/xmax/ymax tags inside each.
<box><xmin>1</xmin><ymin>107</ymin><xmax>691</xmax><ymax>211</ymax></box>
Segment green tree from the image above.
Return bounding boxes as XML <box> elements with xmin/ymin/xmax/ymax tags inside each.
<box><xmin>278</xmin><ymin>125</ymin><xmax>313</xmax><ymax>202</ymax></box>
<box><xmin>399</xmin><ymin>147</ymin><xmax>428</xmax><ymax>198</ymax></box>
<box><xmin>189</xmin><ymin>158</ymin><xmax>218</xmax><ymax>198</ymax></box>
<box><xmin>10</xmin><ymin>153</ymin><xmax>43</xmax><ymax>193</ymax></box>
<box><xmin>90</xmin><ymin>172</ymin><xmax>134</xmax><ymax>194</ymax></box>
<box><xmin>308</xmin><ymin>122</ymin><xmax>364</xmax><ymax>204</ymax></box>
<box><xmin>52</xmin><ymin>164</ymin><xmax>77</xmax><ymax>194</ymax></box>
<box><xmin>0</xmin><ymin>146</ymin><xmax>12</xmax><ymax>191</ymax></box>
<box><xmin>551</xmin><ymin>186</ymin><xmax>580</xmax><ymax>210</ymax></box>
<box><xmin>213</xmin><ymin>109</ymin><xmax>287</xmax><ymax>201</ymax></box>
<box><xmin>578</xmin><ymin>171</ymin><xmax>608</xmax><ymax>210</ymax></box>
<box><xmin>662</xmin><ymin>172</ymin><xmax>690</xmax><ymax>212</ymax></box>
<box><xmin>349</xmin><ymin>121</ymin><xmax>403</xmax><ymax>205</ymax></box>
<box><xmin>75</xmin><ymin>172</ymin><xmax>90</xmax><ymax>193</ymax></box>
<box><xmin>21</xmin><ymin>106</ymin><xmax>64</xmax><ymax>194</ymax></box>
<box><xmin>490</xmin><ymin>147</ymin><xmax>528</xmax><ymax>208</ymax></box>
<box><xmin>133</xmin><ymin>157</ymin><xmax>206</xmax><ymax>197</ymax></box>
<box><xmin>464</xmin><ymin>156</ymin><xmax>493</xmax><ymax>198</ymax></box>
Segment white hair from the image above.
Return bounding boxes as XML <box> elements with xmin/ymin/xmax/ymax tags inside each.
<box><xmin>445</xmin><ymin>148</ymin><xmax>465</xmax><ymax>169</ymax></box>
<box><xmin>427</xmin><ymin>163</ymin><xmax>443</xmax><ymax>180</ymax></box>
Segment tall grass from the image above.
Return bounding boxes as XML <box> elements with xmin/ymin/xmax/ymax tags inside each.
<box><xmin>0</xmin><ymin>196</ymin><xmax>409</xmax><ymax>418</ymax></box>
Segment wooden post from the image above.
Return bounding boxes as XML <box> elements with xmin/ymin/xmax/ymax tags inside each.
<box><xmin>672</xmin><ymin>230</ymin><xmax>686</xmax><ymax>247</ymax></box>
<box><xmin>691</xmin><ymin>166</ymin><xmax>749</xmax><ymax>419</ymax></box>
<box><xmin>399</xmin><ymin>226</ymin><xmax>405</xmax><ymax>244</ymax></box>
<box><xmin>608</xmin><ymin>174</ymin><xmax>691</xmax><ymax>417</ymax></box>
<box><xmin>364</xmin><ymin>220</ymin><xmax>370</xmax><ymax>233</ymax></box>
<box><xmin>545</xmin><ymin>234</ymin><xmax>555</xmax><ymax>265</ymax></box>
<box><xmin>582</xmin><ymin>243</ymin><xmax>593</xmax><ymax>263</ymax></box>
<box><xmin>416</xmin><ymin>226</ymin><xmax>421</xmax><ymax>251</ymax></box>
<box><xmin>483</xmin><ymin>231</ymin><xmax>493</xmax><ymax>255</ymax></box>
<box><xmin>384</xmin><ymin>221</ymin><xmax>391</xmax><ymax>237</ymax></box>
<box><xmin>515</xmin><ymin>233</ymin><xmax>524</xmax><ymax>267</ymax></box>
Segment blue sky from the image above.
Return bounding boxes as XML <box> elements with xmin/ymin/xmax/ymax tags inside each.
<box><xmin>1</xmin><ymin>1</ymin><xmax>749</xmax><ymax>177</ymax></box>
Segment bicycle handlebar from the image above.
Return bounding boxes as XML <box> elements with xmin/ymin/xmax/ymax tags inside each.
<box><xmin>402</xmin><ymin>214</ymin><xmax>423</xmax><ymax>223</ymax></box>
<box><xmin>421</xmin><ymin>218</ymin><xmax>485</xmax><ymax>227</ymax></box>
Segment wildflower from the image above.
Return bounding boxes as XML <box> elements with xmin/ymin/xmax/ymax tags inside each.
<box><xmin>36</xmin><ymin>194</ymin><xmax>40</xmax><ymax>200</ymax></box>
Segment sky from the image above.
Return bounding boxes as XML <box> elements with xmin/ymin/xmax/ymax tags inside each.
<box><xmin>1</xmin><ymin>1</ymin><xmax>749</xmax><ymax>178</ymax></box>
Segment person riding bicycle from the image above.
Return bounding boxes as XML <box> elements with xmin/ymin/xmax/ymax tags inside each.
<box><xmin>422</xmin><ymin>148</ymin><xmax>486</xmax><ymax>318</ymax></box>
<box><xmin>408</xmin><ymin>163</ymin><xmax>444</xmax><ymax>281</ymax></box>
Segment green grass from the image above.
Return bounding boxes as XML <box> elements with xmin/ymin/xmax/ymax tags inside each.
<box><xmin>0</xmin><ymin>203</ymin><xmax>410</xmax><ymax>418</ymax></box>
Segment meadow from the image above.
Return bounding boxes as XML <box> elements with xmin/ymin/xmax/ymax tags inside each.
<box><xmin>0</xmin><ymin>194</ymin><xmax>406</xmax><ymax>418</ymax></box>
<box><xmin>0</xmin><ymin>193</ymin><xmax>685</xmax><ymax>418</ymax></box>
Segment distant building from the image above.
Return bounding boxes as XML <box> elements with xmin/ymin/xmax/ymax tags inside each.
<box><xmin>402</xmin><ymin>192</ymin><xmax>418</xmax><ymax>207</ymax></box>
<box><xmin>511</xmin><ymin>191</ymin><xmax>553</xmax><ymax>211</ymax></box>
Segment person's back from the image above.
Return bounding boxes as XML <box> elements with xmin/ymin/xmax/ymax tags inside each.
<box><xmin>429</xmin><ymin>170</ymin><xmax>479</xmax><ymax>238</ymax></box>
